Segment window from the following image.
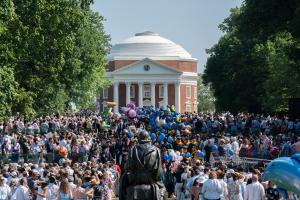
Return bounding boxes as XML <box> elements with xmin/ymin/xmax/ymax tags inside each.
<box><xmin>130</xmin><ymin>85</ymin><xmax>135</xmax><ymax>98</ymax></box>
<box><xmin>186</xmin><ymin>85</ymin><xmax>191</xmax><ymax>99</ymax></box>
<box><xmin>159</xmin><ymin>85</ymin><xmax>164</xmax><ymax>98</ymax></box>
<box><xmin>144</xmin><ymin>85</ymin><xmax>151</xmax><ymax>98</ymax></box>
<box><xmin>186</xmin><ymin>101</ymin><xmax>192</xmax><ymax>112</ymax></box>
<box><xmin>103</xmin><ymin>88</ymin><xmax>108</xmax><ymax>99</ymax></box>
<box><xmin>194</xmin><ymin>86</ymin><xmax>197</xmax><ymax>99</ymax></box>
<box><xmin>158</xmin><ymin>101</ymin><xmax>164</xmax><ymax>108</ymax></box>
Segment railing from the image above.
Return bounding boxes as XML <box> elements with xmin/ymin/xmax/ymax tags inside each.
<box><xmin>0</xmin><ymin>152</ymin><xmax>274</xmax><ymax>172</ymax></box>
<box><xmin>217</xmin><ymin>156</ymin><xmax>272</xmax><ymax>171</ymax></box>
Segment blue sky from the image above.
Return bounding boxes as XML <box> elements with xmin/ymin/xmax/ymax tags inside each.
<box><xmin>92</xmin><ymin>0</ymin><xmax>243</xmax><ymax>72</ymax></box>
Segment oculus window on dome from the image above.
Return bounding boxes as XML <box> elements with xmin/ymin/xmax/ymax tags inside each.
<box><xmin>144</xmin><ymin>64</ymin><xmax>150</xmax><ymax>71</ymax></box>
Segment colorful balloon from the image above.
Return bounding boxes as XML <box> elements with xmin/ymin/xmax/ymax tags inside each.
<box><xmin>127</xmin><ymin>131</ymin><xmax>134</xmax><ymax>138</ymax></box>
<box><xmin>127</xmin><ymin>109</ymin><xmax>137</xmax><ymax>119</ymax></box>
<box><xmin>158</xmin><ymin>133</ymin><xmax>165</xmax><ymax>142</ymax></box>
<box><xmin>113</xmin><ymin>113</ymin><xmax>121</xmax><ymax>120</ymax></box>
<box><xmin>163</xmin><ymin>154</ymin><xmax>169</xmax><ymax>160</ymax></box>
<box><xmin>185</xmin><ymin>152</ymin><xmax>191</xmax><ymax>158</ymax></box>
<box><xmin>170</xmin><ymin>105</ymin><xmax>175</xmax><ymax>112</ymax></box>
<box><xmin>196</xmin><ymin>151</ymin><xmax>205</xmax><ymax>158</ymax></box>
<box><xmin>167</xmin><ymin>136</ymin><xmax>173</xmax><ymax>143</ymax></box>
<box><xmin>127</xmin><ymin>103</ymin><xmax>136</xmax><ymax>110</ymax></box>
<box><xmin>228</xmin><ymin>149</ymin><xmax>234</xmax><ymax>157</ymax></box>
<box><xmin>150</xmin><ymin>133</ymin><xmax>156</xmax><ymax>140</ymax></box>
<box><xmin>262</xmin><ymin>154</ymin><xmax>300</xmax><ymax>195</ymax></box>
<box><xmin>59</xmin><ymin>146</ymin><xmax>68</xmax><ymax>158</ymax></box>
<box><xmin>270</xmin><ymin>146</ymin><xmax>279</xmax><ymax>157</ymax></box>
<box><xmin>211</xmin><ymin>145</ymin><xmax>218</xmax><ymax>151</ymax></box>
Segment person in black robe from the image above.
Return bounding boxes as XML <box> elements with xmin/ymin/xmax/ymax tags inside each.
<box><xmin>119</xmin><ymin>130</ymin><xmax>165</xmax><ymax>200</ymax></box>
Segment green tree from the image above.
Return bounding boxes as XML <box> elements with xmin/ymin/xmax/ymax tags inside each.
<box><xmin>0</xmin><ymin>0</ymin><xmax>35</xmax><ymax>120</ymax></box>
<box><xmin>1</xmin><ymin>0</ymin><xmax>110</xmax><ymax>117</ymax></box>
<box><xmin>197</xmin><ymin>74</ymin><xmax>215</xmax><ymax>112</ymax></box>
<box><xmin>204</xmin><ymin>0</ymin><xmax>300</xmax><ymax>113</ymax></box>
<box><xmin>256</xmin><ymin>32</ymin><xmax>300</xmax><ymax>112</ymax></box>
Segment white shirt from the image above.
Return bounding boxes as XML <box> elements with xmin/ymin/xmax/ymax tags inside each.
<box><xmin>202</xmin><ymin>179</ymin><xmax>222</xmax><ymax>200</ymax></box>
<box><xmin>46</xmin><ymin>183</ymin><xmax>58</xmax><ymax>200</ymax></box>
<box><xmin>244</xmin><ymin>181</ymin><xmax>265</xmax><ymax>200</ymax></box>
<box><xmin>187</xmin><ymin>175</ymin><xmax>201</xmax><ymax>191</ymax></box>
<box><xmin>232</xmin><ymin>141</ymin><xmax>239</xmax><ymax>155</ymax></box>
<box><xmin>69</xmin><ymin>182</ymin><xmax>76</xmax><ymax>191</ymax></box>
<box><xmin>218</xmin><ymin>179</ymin><xmax>228</xmax><ymax>200</ymax></box>
<box><xmin>15</xmin><ymin>185</ymin><xmax>30</xmax><ymax>200</ymax></box>
<box><xmin>59</xmin><ymin>139</ymin><xmax>67</xmax><ymax>147</ymax></box>
<box><xmin>0</xmin><ymin>183</ymin><xmax>11</xmax><ymax>200</ymax></box>
<box><xmin>36</xmin><ymin>187</ymin><xmax>46</xmax><ymax>200</ymax></box>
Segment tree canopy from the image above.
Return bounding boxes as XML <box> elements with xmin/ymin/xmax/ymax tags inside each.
<box><xmin>197</xmin><ymin>74</ymin><xmax>215</xmax><ymax>112</ymax></box>
<box><xmin>203</xmin><ymin>0</ymin><xmax>300</xmax><ymax>113</ymax></box>
<box><xmin>0</xmin><ymin>0</ymin><xmax>110</xmax><ymax>119</ymax></box>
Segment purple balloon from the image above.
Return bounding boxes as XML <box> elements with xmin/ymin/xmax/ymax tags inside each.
<box><xmin>127</xmin><ymin>103</ymin><xmax>136</xmax><ymax>110</ymax></box>
<box><xmin>127</xmin><ymin>109</ymin><xmax>137</xmax><ymax>119</ymax></box>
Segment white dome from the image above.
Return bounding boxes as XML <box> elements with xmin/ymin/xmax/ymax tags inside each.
<box><xmin>108</xmin><ymin>31</ymin><xmax>196</xmax><ymax>61</ymax></box>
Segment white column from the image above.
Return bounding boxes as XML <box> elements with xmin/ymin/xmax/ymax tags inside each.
<box><xmin>125</xmin><ymin>82</ymin><xmax>131</xmax><ymax>106</ymax></box>
<box><xmin>138</xmin><ymin>82</ymin><xmax>143</xmax><ymax>108</ymax></box>
<box><xmin>151</xmin><ymin>82</ymin><xmax>156</xmax><ymax>108</ymax></box>
<box><xmin>113</xmin><ymin>81</ymin><xmax>119</xmax><ymax>113</ymax></box>
<box><xmin>175</xmin><ymin>82</ymin><xmax>181</xmax><ymax>113</ymax></box>
<box><xmin>163</xmin><ymin>82</ymin><xmax>168</xmax><ymax>109</ymax></box>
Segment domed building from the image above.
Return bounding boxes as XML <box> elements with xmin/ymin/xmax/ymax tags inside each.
<box><xmin>100</xmin><ymin>31</ymin><xmax>198</xmax><ymax>113</ymax></box>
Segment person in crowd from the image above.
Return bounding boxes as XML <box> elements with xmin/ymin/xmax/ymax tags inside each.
<box><xmin>15</xmin><ymin>178</ymin><xmax>31</xmax><ymax>200</ymax></box>
<box><xmin>47</xmin><ymin>176</ymin><xmax>59</xmax><ymax>200</ymax></box>
<box><xmin>58</xmin><ymin>179</ymin><xmax>73</xmax><ymax>200</ymax></box>
<box><xmin>244</xmin><ymin>174</ymin><xmax>265</xmax><ymax>200</ymax></box>
<box><xmin>85</xmin><ymin>176</ymin><xmax>101</xmax><ymax>199</ymax></box>
<box><xmin>266</xmin><ymin>181</ymin><xmax>280</xmax><ymax>200</ymax></box>
<box><xmin>202</xmin><ymin>172</ymin><xmax>222</xmax><ymax>200</ymax></box>
<box><xmin>191</xmin><ymin>179</ymin><xmax>201</xmax><ymax>200</ymax></box>
<box><xmin>102</xmin><ymin>171</ymin><xmax>112</xmax><ymax>200</ymax></box>
<box><xmin>0</xmin><ymin>175</ymin><xmax>11</xmax><ymax>200</ymax></box>
<box><xmin>218</xmin><ymin>173</ymin><xmax>228</xmax><ymax>200</ymax></box>
<box><xmin>36</xmin><ymin>181</ymin><xmax>48</xmax><ymax>200</ymax></box>
<box><xmin>0</xmin><ymin>110</ymin><xmax>300</xmax><ymax>200</ymax></box>
<box><xmin>227</xmin><ymin>173</ymin><xmax>244</xmax><ymax>200</ymax></box>
<box><xmin>73</xmin><ymin>179</ymin><xmax>88</xmax><ymax>200</ymax></box>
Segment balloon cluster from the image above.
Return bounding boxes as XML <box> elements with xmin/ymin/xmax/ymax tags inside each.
<box><xmin>125</xmin><ymin>103</ymin><xmax>137</xmax><ymax>120</ymax></box>
<box><xmin>196</xmin><ymin>150</ymin><xmax>206</xmax><ymax>158</ymax></box>
<box><xmin>158</xmin><ymin>133</ymin><xmax>165</xmax><ymax>142</ymax></box>
<box><xmin>102</xmin><ymin>107</ymin><xmax>113</xmax><ymax>119</ymax></box>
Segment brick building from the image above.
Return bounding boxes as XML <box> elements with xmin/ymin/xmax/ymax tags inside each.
<box><xmin>99</xmin><ymin>31</ymin><xmax>198</xmax><ymax>113</ymax></box>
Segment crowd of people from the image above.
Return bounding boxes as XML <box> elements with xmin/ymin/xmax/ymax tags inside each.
<box><xmin>0</xmin><ymin>106</ymin><xmax>300</xmax><ymax>200</ymax></box>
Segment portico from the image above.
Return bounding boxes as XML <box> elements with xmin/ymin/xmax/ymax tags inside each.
<box><xmin>107</xmin><ymin>58</ymin><xmax>187</xmax><ymax>113</ymax></box>
<box><xmin>100</xmin><ymin>31</ymin><xmax>198</xmax><ymax>113</ymax></box>
<box><xmin>112</xmin><ymin>80</ymin><xmax>181</xmax><ymax>113</ymax></box>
